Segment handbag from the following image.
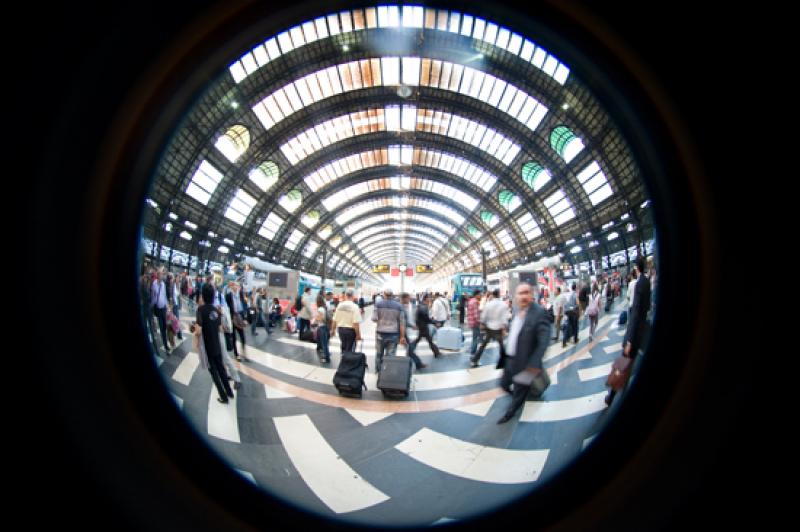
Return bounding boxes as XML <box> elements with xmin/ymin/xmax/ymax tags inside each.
<box><xmin>606</xmin><ymin>354</ymin><xmax>633</xmax><ymax>391</ymax></box>
<box><xmin>233</xmin><ymin>312</ymin><xmax>246</xmax><ymax>330</ymax></box>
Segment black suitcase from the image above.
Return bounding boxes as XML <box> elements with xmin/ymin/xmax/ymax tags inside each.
<box><xmin>333</xmin><ymin>349</ymin><xmax>367</xmax><ymax>398</ymax></box>
<box><xmin>299</xmin><ymin>329</ymin><xmax>316</xmax><ymax>343</ymax></box>
<box><xmin>377</xmin><ymin>356</ymin><xmax>412</xmax><ymax>399</ymax></box>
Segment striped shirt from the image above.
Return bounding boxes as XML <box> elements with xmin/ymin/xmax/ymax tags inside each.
<box><xmin>467</xmin><ymin>297</ymin><xmax>481</xmax><ymax>327</ymax></box>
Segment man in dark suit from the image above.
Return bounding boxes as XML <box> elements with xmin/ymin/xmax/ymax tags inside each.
<box><xmin>606</xmin><ymin>256</ymin><xmax>651</xmax><ymax>405</ymax></box>
<box><xmin>224</xmin><ymin>281</ymin><xmax>249</xmax><ymax>362</ymax></box>
<box><xmin>497</xmin><ymin>283</ymin><xmax>553</xmax><ymax>424</ymax></box>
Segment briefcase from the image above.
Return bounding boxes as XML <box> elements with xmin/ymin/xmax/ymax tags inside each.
<box><xmin>606</xmin><ymin>355</ymin><xmax>632</xmax><ymax>391</ymax></box>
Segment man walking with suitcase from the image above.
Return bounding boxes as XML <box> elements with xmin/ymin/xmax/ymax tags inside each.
<box><xmin>372</xmin><ymin>287</ymin><xmax>406</xmax><ymax>373</ymax></box>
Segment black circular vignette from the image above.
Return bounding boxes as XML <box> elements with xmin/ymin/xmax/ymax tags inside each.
<box><xmin>21</xmin><ymin>0</ymin><xmax>747</xmax><ymax>530</ymax></box>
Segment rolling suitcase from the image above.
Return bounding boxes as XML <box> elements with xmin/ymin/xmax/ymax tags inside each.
<box><xmin>333</xmin><ymin>345</ymin><xmax>368</xmax><ymax>398</ymax></box>
<box><xmin>377</xmin><ymin>356</ymin><xmax>412</xmax><ymax>399</ymax></box>
<box><xmin>299</xmin><ymin>328</ymin><xmax>316</xmax><ymax>343</ymax></box>
<box><xmin>435</xmin><ymin>326</ymin><xmax>463</xmax><ymax>350</ymax></box>
<box><xmin>618</xmin><ymin>310</ymin><xmax>628</xmax><ymax>326</ymax></box>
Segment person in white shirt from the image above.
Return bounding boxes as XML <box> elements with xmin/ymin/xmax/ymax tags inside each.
<box><xmin>431</xmin><ymin>292</ymin><xmax>450</xmax><ymax>327</ymax></box>
<box><xmin>470</xmin><ymin>289</ymin><xmax>509</xmax><ymax>368</ymax></box>
<box><xmin>242</xmin><ymin>263</ymin><xmax>255</xmax><ymax>299</ymax></box>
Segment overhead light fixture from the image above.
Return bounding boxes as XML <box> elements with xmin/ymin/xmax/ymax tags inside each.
<box><xmin>342</xmin><ymin>44</ymin><xmax>350</xmax><ymax>52</ymax></box>
<box><xmin>562</xmin><ymin>103</ymin><xmax>569</xmax><ymax>110</ymax></box>
<box><xmin>231</xmin><ymin>101</ymin><xmax>239</xmax><ymax>109</ymax></box>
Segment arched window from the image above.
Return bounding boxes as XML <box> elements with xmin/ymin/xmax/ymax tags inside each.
<box><xmin>498</xmin><ymin>190</ymin><xmax>521</xmax><ymax>212</ymax></box>
<box><xmin>279</xmin><ymin>189</ymin><xmax>302</xmax><ymax>212</ymax></box>
<box><xmin>550</xmin><ymin>126</ymin><xmax>585</xmax><ymax>163</ymax></box>
<box><xmin>215</xmin><ymin>124</ymin><xmax>250</xmax><ymax>162</ymax></box>
<box><xmin>521</xmin><ymin>161</ymin><xmax>552</xmax><ymax>192</ymax></box>
<box><xmin>249</xmin><ymin>161</ymin><xmax>280</xmax><ymax>192</ymax></box>
<box><xmin>480</xmin><ymin>210</ymin><xmax>498</xmax><ymax>228</ymax></box>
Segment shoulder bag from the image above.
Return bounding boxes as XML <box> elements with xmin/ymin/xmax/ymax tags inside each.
<box><xmin>606</xmin><ymin>354</ymin><xmax>633</xmax><ymax>391</ymax></box>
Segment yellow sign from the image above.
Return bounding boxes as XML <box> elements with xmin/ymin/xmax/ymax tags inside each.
<box><xmin>372</xmin><ymin>264</ymin><xmax>390</xmax><ymax>273</ymax></box>
<box><xmin>416</xmin><ymin>264</ymin><xmax>433</xmax><ymax>273</ymax></box>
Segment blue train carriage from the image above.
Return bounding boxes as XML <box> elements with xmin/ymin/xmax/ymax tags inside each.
<box><xmin>451</xmin><ymin>272</ymin><xmax>485</xmax><ymax>311</ymax></box>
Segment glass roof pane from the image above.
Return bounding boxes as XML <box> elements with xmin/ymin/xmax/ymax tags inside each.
<box><xmin>229</xmin><ymin>61</ymin><xmax>246</xmax><ymax>83</ymax></box>
<box><xmin>402</xmin><ymin>57</ymin><xmax>421</xmax><ymax>86</ymax></box>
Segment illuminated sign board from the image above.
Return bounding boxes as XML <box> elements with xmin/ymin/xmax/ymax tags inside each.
<box><xmin>415</xmin><ymin>264</ymin><xmax>433</xmax><ymax>273</ymax></box>
<box><xmin>372</xmin><ymin>264</ymin><xmax>390</xmax><ymax>273</ymax></box>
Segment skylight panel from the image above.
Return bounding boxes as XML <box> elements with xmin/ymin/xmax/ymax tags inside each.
<box><xmin>402</xmin><ymin>57</ymin><xmax>421</xmax><ymax>86</ymax></box>
<box><xmin>277</xmin><ymin>31</ymin><xmax>294</xmax><ymax>53</ymax></box>
<box><xmin>224</xmin><ymin>188</ymin><xmax>257</xmax><ymax>225</ymax></box>
<box><xmin>304</xmin><ymin>240</ymin><xmax>319</xmax><ymax>258</ymax></box>
<box><xmin>532</xmin><ymin>47</ymin><xmax>547</xmax><ymax>68</ymax></box>
<box><xmin>401</xmin><ymin>105</ymin><xmax>417</xmax><ymax>131</ymax></box>
<box><xmin>460</xmin><ymin>14</ymin><xmax>474</xmax><ymax>36</ymax></box>
<box><xmin>495</xmin><ymin>27</ymin><xmax>510</xmax><ymax>49</ymax></box>
<box><xmin>472</xmin><ymin>17</ymin><xmax>486</xmax><ymax>40</ymax></box>
<box><xmin>382</xmin><ymin>56</ymin><xmax>400</xmax><ymax>85</ymax></box>
<box><xmin>265</xmin><ymin>38</ymin><xmax>281</xmax><ymax>60</ymax></box>
<box><xmin>483</xmin><ymin>22</ymin><xmax>498</xmax><ymax>44</ymax></box>
<box><xmin>543</xmin><ymin>55</ymin><xmax>558</xmax><ymax>76</ymax></box>
<box><xmin>563</xmin><ymin>137</ymin><xmax>585</xmax><ymax>163</ymax></box>
<box><xmin>290</xmin><ymin>26</ymin><xmax>306</xmax><ymax>48</ymax></box>
<box><xmin>516</xmin><ymin>212</ymin><xmax>542</xmax><ymax>240</ymax></box>
<box><xmin>284</xmin><ymin>84</ymin><xmax>303</xmax><ymax>112</ymax></box>
<box><xmin>449</xmin><ymin>12</ymin><xmax>461</xmax><ymax>32</ymax></box>
<box><xmin>327</xmin><ymin>14</ymin><xmax>341</xmax><ymax>35</ymax></box>
<box><xmin>520</xmin><ymin>40</ymin><xmax>535</xmax><ymax>61</ymax></box>
<box><xmin>545</xmin><ymin>189</ymin><xmax>576</xmax><ymax>226</ymax></box>
<box><xmin>528</xmin><ymin>104</ymin><xmax>549</xmax><ymax>131</ymax></box>
<box><xmin>340</xmin><ymin>11</ymin><xmax>353</xmax><ymax>33</ymax></box>
<box><xmin>229</xmin><ymin>61</ymin><xmax>246</xmax><ymax>83</ymax></box>
<box><xmin>365</xmin><ymin>7</ymin><xmax>378</xmax><ymax>29</ymax></box>
<box><xmin>258</xmin><ymin>212</ymin><xmax>284</xmax><ymax>240</ymax></box>
<box><xmin>241</xmin><ymin>52</ymin><xmax>258</xmax><ymax>75</ymax></box>
<box><xmin>554</xmin><ymin>63</ymin><xmax>570</xmax><ymax>84</ymax></box>
<box><xmin>252</xmin><ymin>44</ymin><xmax>269</xmax><ymax>67</ymax></box>
<box><xmin>285</xmin><ymin>229</ymin><xmax>304</xmax><ymax>251</ymax></box>
<box><xmin>402</xmin><ymin>6</ymin><xmax>424</xmax><ymax>28</ymax></box>
<box><xmin>315</xmin><ymin>17</ymin><xmax>329</xmax><ymax>39</ymax></box>
<box><xmin>302</xmin><ymin>21</ymin><xmax>318</xmax><ymax>42</ymax></box>
<box><xmin>186</xmin><ymin>160</ymin><xmax>223</xmax><ymax>205</ymax></box>
<box><xmin>507</xmin><ymin>33</ymin><xmax>523</xmax><ymax>55</ymax></box>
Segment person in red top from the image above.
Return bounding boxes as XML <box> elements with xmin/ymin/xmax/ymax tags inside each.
<box><xmin>467</xmin><ymin>290</ymin><xmax>483</xmax><ymax>357</ymax></box>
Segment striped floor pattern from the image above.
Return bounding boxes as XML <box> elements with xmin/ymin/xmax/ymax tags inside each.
<box><xmin>155</xmin><ymin>300</ymin><xmax>632</xmax><ymax>526</ymax></box>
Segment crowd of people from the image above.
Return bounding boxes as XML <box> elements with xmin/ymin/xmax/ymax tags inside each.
<box><xmin>141</xmin><ymin>257</ymin><xmax>654</xmax><ymax>417</ymax></box>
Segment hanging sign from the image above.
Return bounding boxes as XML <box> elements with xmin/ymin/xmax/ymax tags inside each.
<box><xmin>372</xmin><ymin>264</ymin><xmax>390</xmax><ymax>273</ymax></box>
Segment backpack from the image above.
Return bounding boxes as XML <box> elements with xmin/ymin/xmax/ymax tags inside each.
<box><xmin>566</xmin><ymin>293</ymin><xmax>578</xmax><ymax>313</ymax></box>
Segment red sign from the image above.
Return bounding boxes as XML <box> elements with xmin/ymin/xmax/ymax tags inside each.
<box><xmin>390</xmin><ymin>268</ymin><xmax>400</xmax><ymax>277</ymax></box>
<box><xmin>405</xmin><ymin>268</ymin><xmax>414</xmax><ymax>277</ymax></box>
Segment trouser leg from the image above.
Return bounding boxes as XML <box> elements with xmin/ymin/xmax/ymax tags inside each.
<box><xmin>405</xmin><ymin>332</ymin><xmax>423</xmax><ymax>368</ymax></box>
<box><xmin>236</xmin><ymin>326</ymin><xmax>246</xmax><ymax>356</ymax></box>
<box><xmin>554</xmin><ymin>316</ymin><xmax>562</xmax><ymax>340</ymax></box>
<box><xmin>471</xmin><ymin>326</ymin><xmax>482</xmax><ymax>354</ymax></box>
<box><xmin>208</xmin><ymin>354</ymin><xmax>233</xmax><ymax>400</ymax></box>
<box><xmin>473</xmin><ymin>330</ymin><xmax>492</xmax><ymax>362</ymax></box>
<box><xmin>222</xmin><ymin>351</ymin><xmax>241</xmax><ymax>383</ymax></box>
<box><xmin>504</xmin><ymin>383</ymin><xmax>530</xmax><ymax>418</ymax></box>
<box><xmin>339</xmin><ymin>328</ymin><xmax>355</xmax><ymax>353</ymax></box>
<box><xmin>319</xmin><ymin>326</ymin><xmax>331</xmax><ymax>361</ymax></box>
<box><xmin>423</xmin><ymin>331</ymin><xmax>441</xmax><ymax>357</ymax></box>
<box><xmin>154</xmin><ymin>307</ymin><xmax>169</xmax><ymax>352</ymax></box>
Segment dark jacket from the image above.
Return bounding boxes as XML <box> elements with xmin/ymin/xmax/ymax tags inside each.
<box><xmin>624</xmin><ymin>273</ymin><xmax>651</xmax><ymax>352</ymax></box>
<box><xmin>415</xmin><ymin>302</ymin><xmax>434</xmax><ymax>330</ymax></box>
<box><xmin>505</xmin><ymin>303</ymin><xmax>552</xmax><ymax>375</ymax></box>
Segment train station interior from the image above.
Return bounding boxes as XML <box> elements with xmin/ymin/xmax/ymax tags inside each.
<box><xmin>23</xmin><ymin>1</ymin><xmax>751</xmax><ymax>530</ymax></box>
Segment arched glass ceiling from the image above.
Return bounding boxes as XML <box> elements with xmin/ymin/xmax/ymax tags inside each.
<box><xmin>229</xmin><ymin>6</ymin><xmax>570</xmax><ymax>86</ymax></box>
<box><xmin>279</xmin><ymin>106</ymin><xmax>521</xmax><ymax>166</ymax></box>
<box><xmin>366</xmin><ymin>245</ymin><xmax>435</xmax><ymax>261</ymax></box>
<box><xmin>352</xmin><ymin>224</ymin><xmax>449</xmax><ymax>246</ymax></box>
<box><xmin>321</xmin><ymin>178</ymin><xmax>479</xmax><ymax>212</ymax></box>
<box><xmin>346</xmin><ymin>213</ymin><xmax>456</xmax><ymax>238</ymax></box>
<box><xmin>334</xmin><ymin>197</ymin><xmax>466</xmax><ymax>226</ymax></box>
<box><xmin>363</xmin><ymin>240</ymin><xmax>437</xmax><ymax>256</ymax></box>
<box><xmin>359</xmin><ymin>230</ymin><xmax>447</xmax><ymax>251</ymax></box>
<box><xmin>253</xmin><ymin>57</ymin><xmax>548</xmax><ymax>133</ymax></box>
<box><xmin>303</xmin><ymin>146</ymin><xmax>497</xmax><ymax>193</ymax></box>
